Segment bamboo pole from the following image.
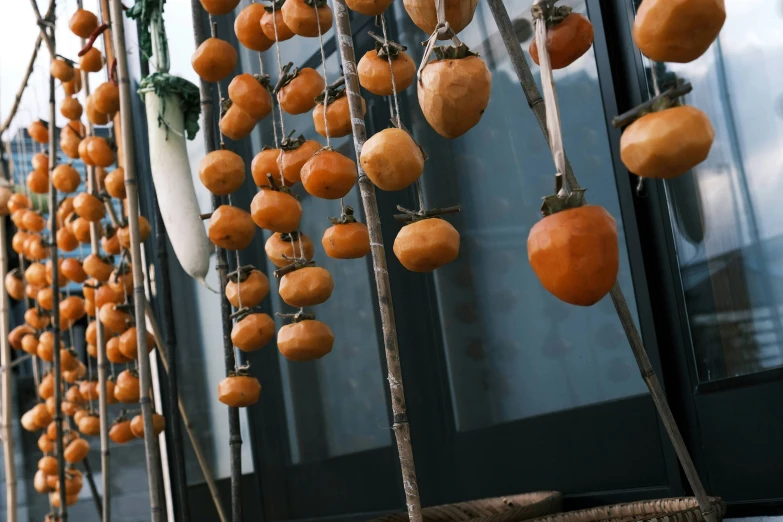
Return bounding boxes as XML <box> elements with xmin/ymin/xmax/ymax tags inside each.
<box><xmin>331</xmin><ymin>3</ymin><xmax>422</xmax><ymax>520</ymax></box>
<box><xmin>108</xmin><ymin>1</ymin><xmax>165</xmax><ymax>520</ymax></box>
<box><xmin>483</xmin><ymin>2</ymin><xmax>717</xmax><ymax>521</ymax></box>
<box><xmin>144</xmin><ymin>302</ymin><xmax>229</xmax><ymax>522</ymax></box>
<box><xmin>76</xmin><ymin>1</ymin><xmax>112</xmax><ymax>517</ymax></box>
<box><xmin>151</xmin><ymin>187</ymin><xmax>192</xmax><ymax>520</ymax></box>
<box><xmin>0</xmin><ymin>34</ymin><xmax>43</xmax><ymax>138</ymax></box>
<box><xmin>189</xmin><ymin>5</ymin><xmax>243</xmax><ymax>520</ymax></box>
<box><xmin>0</xmin><ymin>202</ymin><xmax>17</xmax><ymax>522</ymax></box>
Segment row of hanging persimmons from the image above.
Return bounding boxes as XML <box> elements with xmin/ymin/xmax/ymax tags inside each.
<box><xmin>189</xmin><ymin>0</ymin><xmax>494</xmax><ymax>408</ymax></box>
<box><xmin>2</xmin><ymin>7</ymin><xmax>169</xmax><ymax>511</ymax></box>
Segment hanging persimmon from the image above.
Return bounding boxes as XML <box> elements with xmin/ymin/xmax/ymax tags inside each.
<box><xmin>394</xmin><ymin>218</ymin><xmax>460</xmax><ymax>272</ymax></box>
<box><xmin>32</xmin><ymin>403</ymin><xmax>53</xmax><ymax>428</ymax></box>
<box><xmin>78</xmin><ymin>413</ymin><xmax>100</xmax><ymax>436</ymax></box>
<box><xmin>130</xmin><ymin>413</ymin><xmax>166</xmax><ymax>437</ymax></box>
<box><xmin>261</xmin><ymin>3</ymin><xmax>296</xmax><ymax>42</ymax></box>
<box><xmin>104</xmin><ymin>167</ymin><xmax>126</xmax><ymax>199</ymax></box>
<box><xmin>102</xmin><ymin>228</ymin><xmax>122</xmax><ymax>255</ymax></box>
<box><xmin>418</xmin><ymin>44</ymin><xmax>491</xmax><ymax>139</ymax></box>
<box><xmin>63</xmin><ymin>69</ymin><xmax>83</xmax><ymax>96</ymax></box>
<box><xmin>55</xmin><ymin>469</ymin><xmax>84</xmax><ymax>496</ymax></box>
<box><xmin>529</xmin><ymin>8</ymin><xmax>594</xmax><ymax>70</ymax></box>
<box><xmin>61</xmin><ymin>258</ymin><xmax>88</xmax><ymax>283</ymax></box>
<box><xmin>28</xmin><ymin>120</ymin><xmax>49</xmax><ymax>144</ymax></box>
<box><xmin>313</xmin><ymin>90</ymin><xmax>365</xmax><ymax>138</ymax></box>
<box><xmin>192</xmin><ymin>38</ymin><xmax>238</xmax><ymax>83</ymax></box>
<box><xmin>249</xmin><ymin>148</ymin><xmax>279</xmax><ymax>187</ymax></box>
<box><xmin>34</xmin><ymin>470</ymin><xmax>51</xmax><ymax>494</ymax></box>
<box><xmin>300</xmin><ymin>149</ymin><xmax>357</xmax><ymax>199</ymax></box>
<box><xmin>200</xmin><ymin>0</ymin><xmax>241</xmax><ymax>15</ymax></box>
<box><xmin>11</xmin><ymin>230</ymin><xmax>29</xmax><ymax>255</ymax></box>
<box><xmin>60</xmin><ymin>296</ymin><xmax>86</xmax><ymax>323</ymax></box>
<box><xmin>51</xmin><ymin>491</ymin><xmax>79</xmax><ymax>508</ymax></box>
<box><xmin>208</xmin><ymin>205</ymin><xmax>256</xmax><ymax>250</ymax></box>
<box><xmin>87</xmin><ymin>343</ymin><xmax>97</xmax><ymax>358</ymax></box>
<box><xmin>52</xmin><ymin>164</ymin><xmax>81</xmax><ymax>193</ymax></box>
<box><xmin>57</xmin><ymin>197</ymin><xmax>75</xmax><ymax>226</ymax></box>
<box><xmin>279</xmin><ymin>138</ymin><xmax>322</xmax><ymax>185</ymax></box>
<box><xmin>64</xmin><ymin>438</ymin><xmax>89</xmax><ymax>464</ymax></box>
<box><xmin>66</xmin><ymin>385</ymin><xmax>85</xmax><ymax>405</ymax></box>
<box><xmin>63</xmin><ymin>129</ymin><xmax>81</xmax><ymax>158</ymax></box>
<box><xmin>21</xmin><ymin>410</ymin><xmax>39</xmax><ymax>432</ymax></box>
<box><xmin>82</xmin><ymin>278</ymin><xmax>98</xmax><ymax>302</ymax></box>
<box><xmin>93</xmin><ymin>82</ymin><xmax>120</xmax><ymax>115</ymax></box>
<box><xmin>250</xmin><ymin>187</ymin><xmax>302</xmax><ymax>233</ymax></box>
<box><xmin>36</xmin><ymin>287</ymin><xmax>55</xmax><ymax>311</ymax></box>
<box><xmin>358</xmin><ymin>47</ymin><xmax>416</xmax><ymax>96</ymax></box>
<box><xmin>265</xmin><ymin>231</ymin><xmax>315</xmax><ymax>268</ymax></box>
<box><xmin>527</xmin><ymin>191</ymin><xmax>619</xmax><ymax>306</ymax></box>
<box><xmin>235</xmin><ymin>4</ymin><xmax>274</xmax><ymax>51</ymax></box>
<box><xmin>22</xmin><ymin>210</ymin><xmax>46</xmax><ymax>232</ymax></box>
<box><xmin>38</xmin><ymin>433</ymin><xmax>54</xmax><ymax>453</ymax></box>
<box><xmin>109</xmin><ymin>417</ymin><xmax>135</xmax><ymax>444</ymax></box>
<box><xmin>107</xmin><ymin>336</ymin><xmax>131</xmax><ymax>364</ymax></box>
<box><xmin>38</xmin><ymin>372</ymin><xmax>56</xmax><ymax>399</ymax></box>
<box><xmin>281</xmin><ymin>0</ymin><xmax>333</xmax><ymax>37</ymax></box>
<box><xmin>219</xmin><ymin>103</ymin><xmax>257</xmax><ymax>141</ymax></box>
<box><xmin>279</xmin><ymin>266</ymin><xmax>334</xmax><ymax>307</ymax></box>
<box><xmin>99</xmin><ymin>303</ymin><xmax>132</xmax><ymax>335</ymax></box>
<box><xmin>31</xmin><ymin>151</ymin><xmax>48</xmax><ymax>170</ymax></box>
<box><xmin>60</xmin><ymin>97</ymin><xmax>83</xmax><ymax>120</ymax></box>
<box><xmin>83</xmin><ymin>253</ymin><xmax>114</xmax><ymax>282</ymax></box>
<box><xmin>199</xmin><ymin>150</ymin><xmax>246</xmax><ymax>196</ymax></box>
<box><xmin>79</xmin><ymin>380</ymin><xmax>98</xmax><ymax>401</ymax></box>
<box><xmin>21</xmin><ymin>334</ymin><xmax>39</xmax><ymax>355</ymax></box>
<box><xmin>8</xmin><ymin>325</ymin><xmax>35</xmax><ymax>350</ymax></box>
<box><xmin>118</xmin><ymin>326</ymin><xmax>155</xmax><ymax>360</ymax></box>
<box><xmin>95</xmin><ymin>284</ymin><xmax>123</xmax><ymax>308</ymax></box>
<box><xmin>70</xmin><ymin>216</ymin><xmax>95</xmax><ymax>244</ymax></box>
<box><xmin>85</xmin><ymin>95</ymin><xmax>110</xmax><ymax>125</ymax></box>
<box><xmin>360</xmin><ymin>128</ymin><xmax>424</xmax><ymax>191</ymax></box>
<box><xmin>25</xmin><ymin>308</ymin><xmax>49</xmax><ymax>330</ymax></box>
<box><xmin>80</xmin><ymin>47</ymin><xmax>104</xmax><ymax>73</ymax></box>
<box><xmin>86</xmin><ymin>137</ymin><xmax>116</xmax><ymax>168</ymax></box>
<box><xmin>633</xmin><ymin>0</ymin><xmax>725</xmax><ymax>64</ymax></box>
<box><xmin>403</xmin><ymin>0</ymin><xmax>478</xmax><ymax>38</ymax></box>
<box><xmin>231</xmin><ymin>312</ymin><xmax>275</xmax><ymax>352</ymax></box>
<box><xmin>346</xmin><ymin>0</ymin><xmax>393</xmax><ymax>16</ymax></box>
<box><xmin>115</xmin><ymin>369</ymin><xmax>140</xmax><ymax>403</ymax></box>
<box><xmin>27</xmin><ymin>235</ymin><xmax>50</xmax><ymax>261</ymax></box>
<box><xmin>51</xmin><ymin>59</ymin><xmax>75</xmax><ymax>82</ymax></box>
<box><xmin>322</xmin><ymin>209</ymin><xmax>371</xmax><ymax>259</ymax></box>
<box><xmin>225</xmin><ymin>268</ymin><xmax>270</xmax><ymax>308</ymax></box>
<box><xmin>7</xmin><ymin>193</ymin><xmax>31</xmax><ymax>213</ymax></box>
<box><xmin>218</xmin><ymin>373</ymin><xmax>262</xmax><ymax>407</ymax></box>
<box><xmin>60</xmin><ymin>348</ymin><xmax>79</xmax><ymax>372</ymax></box>
<box><xmin>69</xmin><ymin>8</ymin><xmax>98</xmax><ymax>38</ymax></box>
<box><xmin>228</xmin><ymin>73</ymin><xmax>273</xmax><ymax>120</ymax></box>
<box><xmin>39</xmin><ymin>456</ymin><xmax>58</xmax><ymax>476</ymax></box>
<box><xmin>27</xmin><ymin>168</ymin><xmax>49</xmax><ymax>195</ymax></box>
<box><xmin>11</xmin><ymin>209</ymin><xmax>28</xmax><ymax>229</ymax></box>
<box><xmin>277</xmin><ymin>67</ymin><xmax>325</xmax><ymax>115</ymax></box>
<box><xmin>277</xmin><ymin>319</ymin><xmax>334</xmax><ymax>361</ymax></box>
<box><xmin>109</xmin><ymin>265</ymin><xmax>134</xmax><ymax>295</ymax></box>
<box><xmin>619</xmin><ymin>106</ymin><xmax>714</xmax><ymax>180</ymax></box>
<box><xmin>45</xmin><ymin>259</ymin><xmax>67</xmax><ymax>287</ymax></box>
<box><xmin>63</xmin><ymin>361</ymin><xmax>86</xmax><ymax>384</ymax></box>
<box><xmin>4</xmin><ymin>269</ymin><xmax>24</xmax><ymax>301</ymax></box>
<box><xmin>117</xmin><ymin>216</ymin><xmax>152</xmax><ymax>248</ymax></box>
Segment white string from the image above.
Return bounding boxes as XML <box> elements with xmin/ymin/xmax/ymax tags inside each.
<box><xmin>380</xmin><ymin>15</ymin><xmax>401</xmax><ymax>128</ymax></box>
<box><xmin>417</xmin><ymin>0</ymin><xmax>462</xmax><ymax>82</ymax></box>
<box><xmin>533</xmin><ymin>2</ymin><xmax>568</xmax><ymax>195</ymax></box>
<box><xmin>315</xmin><ymin>5</ymin><xmax>331</xmax><ymax>148</ymax></box>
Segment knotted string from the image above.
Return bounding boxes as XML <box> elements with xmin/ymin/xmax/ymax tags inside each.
<box><xmin>417</xmin><ymin>0</ymin><xmax>462</xmax><ymax>82</ymax></box>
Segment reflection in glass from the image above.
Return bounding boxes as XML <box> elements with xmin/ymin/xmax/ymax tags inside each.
<box><xmin>643</xmin><ymin>0</ymin><xmax>783</xmax><ymax>382</ymax></box>
<box><xmin>390</xmin><ymin>0</ymin><xmax>646</xmax><ymax>431</ymax></box>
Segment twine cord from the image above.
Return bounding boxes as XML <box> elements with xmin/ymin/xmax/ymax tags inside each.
<box><xmin>417</xmin><ymin>0</ymin><xmax>462</xmax><ymax>81</ymax></box>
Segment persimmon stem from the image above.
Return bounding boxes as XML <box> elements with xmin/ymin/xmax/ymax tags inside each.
<box><xmin>612</xmin><ymin>82</ymin><xmax>693</xmax><ymax>128</ymax></box>
<box><xmin>393</xmin><ymin>205</ymin><xmax>461</xmax><ymax>223</ymax></box>
<box><xmin>274</xmin><ymin>260</ymin><xmax>316</xmax><ymax>278</ymax></box>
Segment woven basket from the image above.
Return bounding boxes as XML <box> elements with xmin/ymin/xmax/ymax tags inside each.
<box><xmin>370</xmin><ymin>491</ymin><xmax>563</xmax><ymax>522</ymax></box>
<box><xmin>525</xmin><ymin>497</ymin><xmax>726</xmax><ymax>522</ymax></box>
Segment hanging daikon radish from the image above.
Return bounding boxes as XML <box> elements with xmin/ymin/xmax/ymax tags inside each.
<box><xmin>138</xmin><ymin>74</ymin><xmax>213</xmax><ymax>290</ymax></box>
<box><xmin>129</xmin><ymin>2</ymin><xmax>214</xmax><ymax>291</ymax></box>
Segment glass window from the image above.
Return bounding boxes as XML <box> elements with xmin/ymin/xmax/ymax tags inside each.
<box><xmin>389</xmin><ymin>0</ymin><xmax>646</xmax><ymax>431</ymax></box>
<box><xmin>638</xmin><ymin>0</ymin><xmax>783</xmax><ymax>382</ymax></box>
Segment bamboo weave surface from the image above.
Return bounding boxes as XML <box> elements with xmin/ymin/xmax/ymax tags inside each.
<box><xmin>526</xmin><ymin>497</ymin><xmax>725</xmax><ymax>522</ymax></box>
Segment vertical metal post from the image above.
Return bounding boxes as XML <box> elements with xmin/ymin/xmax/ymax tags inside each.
<box><xmin>331</xmin><ymin>2</ymin><xmax>423</xmax><ymax>520</ymax></box>
<box><xmin>189</xmin><ymin>4</ymin><xmax>243</xmax><ymax>520</ymax></box>
<box><xmin>484</xmin><ymin>1</ymin><xmax>717</xmax><ymax>521</ymax></box>
<box><xmin>108</xmin><ymin>1</ymin><xmax>164</xmax><ymax>520</ymax></box>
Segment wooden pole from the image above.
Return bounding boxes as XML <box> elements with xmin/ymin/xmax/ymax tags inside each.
<box><xmin>82</xmin><ymin>458</ymin><xmax>103</xmax><ymax>517</ymax></box>
<box><xmin>75</xmin><ymin>1</ymin><xmax>112</xmax><ymax>517</ymax></box>
<box><xmin>108</xmin><ymin>1</ymin><xmax>164</xmax><ymax>520</ymax></box>
<box><xmin>331</xmin><ymin>2</ymin><xmax>423</xmax><ymax>520</ymax></box>
<box><xmin>144</xmin><ymin>302</ymin><xmax>229</xmax><ymax>522</ymax></box>
<box><xmin>0</xmin><ymin>175</ymin><xmax>17</xmax><ymax>522</ymax></box>
<box><xmin>189</xmin><ymin>5</ymin><xmax>243</xmax><ymax>520</ymax></box>
<box><xmin>483</xmin><ymin>2</ymin><xmax>717</xmax><ymax>521</ymax></box>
